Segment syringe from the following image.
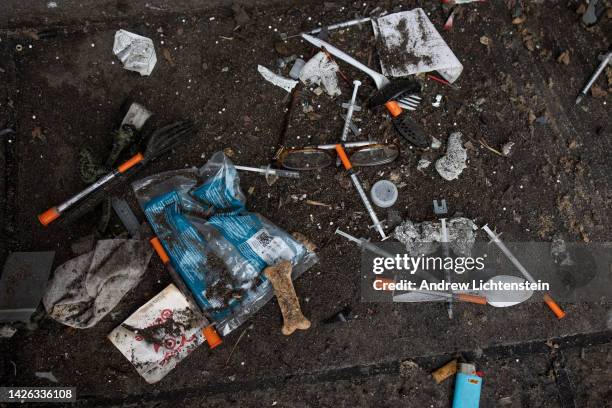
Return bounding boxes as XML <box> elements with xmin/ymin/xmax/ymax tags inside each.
<box><xmin>340</xmin><ymin>80</ymin><xmax>361</xmax><ymax>143</ymax></box>
<box><xmin>335</xmin><ymin>228</ymin><xmax>441</xmax><ymax>284</ymax></box>
<box><xmin>481</xmin><ymin>224</ymin><xmax>566</xmax><ymax>319</ymax></box>
<box><xmin>335</xmin><ymin>144</ymin><xmax>386</xmax><ymax>239</ymax></box>
<box><xmin>335</xmin><ymin>228</ymin><xmax>394</xmax><ymax>258</ymax></box>
<box><xmin>234</xmin><ymin>164</ymin><xmax>300</xmax><ymax>178</ymax></box>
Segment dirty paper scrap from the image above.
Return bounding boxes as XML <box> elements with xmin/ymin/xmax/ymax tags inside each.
<box><xmin>372</xmin><ymin>9</ymin><xmax>463</xmax><ymax>83</ymax></box>
<box><xmin>108</xmin><ymin>284</ymin><xmax>207</xmax><ymax>384</ymax></box>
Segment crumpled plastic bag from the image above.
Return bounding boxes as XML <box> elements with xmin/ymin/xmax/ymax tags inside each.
<box><xmin>43</xmin><ymin>239</ymin><xmax>152</xmax><ymax>328</ymax></box>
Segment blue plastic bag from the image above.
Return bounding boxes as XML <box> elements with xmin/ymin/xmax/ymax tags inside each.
<box><xmin>133</xmin><ymin>152</ymin><xmax>317</xmax><ymax>335</ymax></box>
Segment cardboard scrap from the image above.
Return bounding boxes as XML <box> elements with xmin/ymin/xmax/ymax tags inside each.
<box><xmin>108</xmin><ymin>284</ymin><xmax>207</xmax><ymax>384</ymax></box>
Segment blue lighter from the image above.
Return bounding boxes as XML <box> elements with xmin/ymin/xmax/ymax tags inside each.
<box><xmin>452</xmin><ymin>363</ymin><xmax>482</xmax><ymax>408</ymax></box>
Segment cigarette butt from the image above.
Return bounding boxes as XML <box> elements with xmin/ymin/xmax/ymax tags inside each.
<box><xmin>432</xmin><ymin>359</ymin><xmax>458</xmax><ymax>384</ymax></box>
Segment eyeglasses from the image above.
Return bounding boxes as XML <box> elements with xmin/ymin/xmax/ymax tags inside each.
<box><xmin>276</xmin><ymin>141</ymin><xmax>400</xmax><ymax>171</ymax></box>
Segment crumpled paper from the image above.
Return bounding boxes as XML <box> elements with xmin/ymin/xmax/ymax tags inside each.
<box><xmin>299</xmin><ymin>51</ymin><xmax>341</xmax><ymax>97</ymax></box>
<box><xmin>43</xmin><ymin>239</ymin><xmax>152</xmax><ymax>328</ymax></box>
<box><xmin>372</xmin><ymin>9</ymin><xmax>463</xmax><ymax>83</ymax></box>
<box><xmin>113</xmin><ymin>30</ymin><xmax>157</xmax><ymax>76</ymax></box>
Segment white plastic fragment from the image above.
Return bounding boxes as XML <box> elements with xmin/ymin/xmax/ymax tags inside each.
<box><xmin>435</xmin><ymin>132</ymin><xmax>467</xmax><ymax>181</ymax></box>
<box><xmin>0</xmin><ymin>325</ymin><xmax>17</xmax><ymax>338</ymax></box>
<box><xmin>431</xmin><ymin>136</ymin><xmax>441</xmax><ymax>149</ymax></box>
<box><xmin>113</xmin><ymin>30</ymin><xmax>157</xmax><ymax>76</ymax></box>
<box><xmin>258</xmin><ymin>65</ymin><xmax>298</xmax><ymax>93</ymax></box>
<box><xmin>289</xmin><ymin>58</ymin><xmax>306</xmax><ymax>80</ymax></box>
<box><xmin>299</xmin><ymin>51</ymin><xmax>341</xmax><ymax>97</ymax></box>
<box><xmin>35</xmin><ymin>372</ymin><xmax>58</xmax><ymax>383</ymax></box>
<box><xmin>502</xmin><ymin>141</ymin><xmax>515</xmax><ymax>156</ymax></box>
<box><xmin>372</xmin><ymin>9</ymin><xmax>463</xmax><ymax>83</ymax></box>
<box><xmin>432</xmin><ymin>94</ymin><xmax>443</xmax><ymax>108</ymax></box>
<box><xmin>417</xmin><ymin>158</ymin><xmax>431</xmax><ymax>170</ymax></box>
<box><xmin>121</xmin><ymin>103</ymin><xmax>152</xmax><ymax>130</ymax></box>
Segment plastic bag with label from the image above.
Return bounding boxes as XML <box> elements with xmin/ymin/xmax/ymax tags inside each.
<box><xmin>132</xmin><ymin>152</ymin><xmax>317</xmax><ymax>335</ymax></box>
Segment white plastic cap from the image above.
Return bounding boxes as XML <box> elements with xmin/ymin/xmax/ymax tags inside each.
<box><xmin>370</xmin><ymin>180</ymin><xmax>398</xmax><ymax>208</ymax></box>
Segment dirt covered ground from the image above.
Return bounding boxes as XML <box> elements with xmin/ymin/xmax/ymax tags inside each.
<box><xmin>0</xmin><ymin>0</ymin><xmax>611</xmax><ymax>406</ymax></box>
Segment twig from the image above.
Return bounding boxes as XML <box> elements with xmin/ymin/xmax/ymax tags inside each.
<box><xmin>225</xmin><ymin>328</ymin><xmax>248</xmax><ymax>366</ymax></box>
<box><xmin>305</xmin><ymin>199</ymin><xmax>332</xmax><ymax>208</ymax></box>
<box><xmin>479</xmin><ymin>138</ymin><xmax>504</xmax><ymax>157</ymax></box>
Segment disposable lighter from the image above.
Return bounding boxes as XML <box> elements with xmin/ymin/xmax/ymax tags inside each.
<box><xmin>452</xmin><ymin>363</ymin><xmax>482</xmax><ymax>408</ymax></box>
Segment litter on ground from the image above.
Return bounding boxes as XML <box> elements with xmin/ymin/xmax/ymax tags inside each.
<box><xmin>435</xmin><ymin>132</ymin><xmax>468</xmax><ymax>181</ymax></box>
<box><xmin>1</xmin><ymin>1</ymin><xmax>609</xmax><ymax>404</ymax></box>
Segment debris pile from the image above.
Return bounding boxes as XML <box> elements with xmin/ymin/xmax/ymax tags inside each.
<box><xmin>394</xmin><ymin>217</ymin><xmax>477</xmax><ymax>257</ymax></box>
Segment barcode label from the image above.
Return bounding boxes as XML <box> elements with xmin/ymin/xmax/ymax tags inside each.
<box><xmin>247</xmin><ymin>229</ymin><xmax>294</xmax><ymax>265</ymax></box>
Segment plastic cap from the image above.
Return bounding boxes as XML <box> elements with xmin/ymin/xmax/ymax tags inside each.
<box><xmin>38</xmin><ymin>207</ymin><xmax>60</xmax><ymax>226</ymax></box>
<box><xmin>335</xmin><ymin>144</ymin><xmax>353</xmax><ymax>170</ymax></box>
<box><xmin>370</xmin><ymin>180</ymin><xmax>398</xmax><ymax>208</ymax></box>
<box><xmin>150</xmin><ymin>237</ymin><xmax>170</xmax><ymax>264</ymax></box>
<box><xmin>117</xmin><ymin>152</ymin><xmax>144</xmax><ymax>173</ymax></box>
<box><xmin>203</xmin><ymin>325</ymin><xmax>223</xmax><ymax>349</ymax></box>
<box><xmin>384</xmin><ymin>101</ymin><xmax>402</xmax><ymax>117</ymax></box>
<box><xmin>543</xmin><ymin>294</ymin><xmax>566</xmax><ymax>319</ymax></box>
<box><xmin>289</xmin><ymin>58</ymin><xmax>305</xmax><ymax>80</ymax></box>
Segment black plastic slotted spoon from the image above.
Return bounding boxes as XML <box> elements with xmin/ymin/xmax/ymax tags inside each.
<box><xmin>302</xmin><ymin>34</ymin><xmax>430</xmax><ymax>148</ymax></box>
<box><xmin>38</xmin><ymin>120</ymin><xmax>194</xmax><ymax>226</ymax></box>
